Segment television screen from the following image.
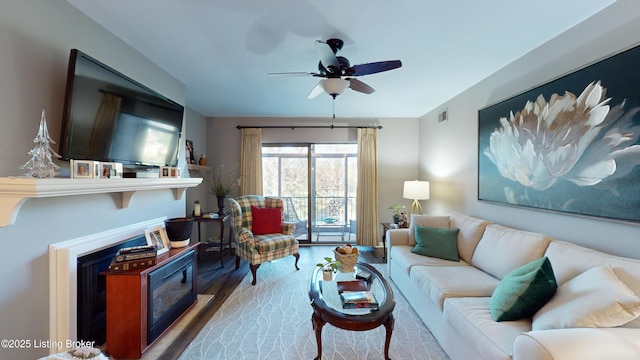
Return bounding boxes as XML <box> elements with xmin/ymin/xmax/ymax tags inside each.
<box><xmin>59</xmin><ymin>49</ymin><xmax>184</xmax><ymax>168</ymax></box>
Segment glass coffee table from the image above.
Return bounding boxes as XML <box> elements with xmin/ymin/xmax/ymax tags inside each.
<box><xmin>308</xmin><ymin>262</ymin><xmax>395</xmax><ymax>360</ymax></box>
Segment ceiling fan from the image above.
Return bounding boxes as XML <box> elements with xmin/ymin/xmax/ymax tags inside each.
<box><xmin>268</xmin><ymin>38</ymin><xmax>402</xmax><ymax>99</ymax></box>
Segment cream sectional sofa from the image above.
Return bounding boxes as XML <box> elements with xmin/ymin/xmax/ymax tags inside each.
<box><xmin>387</xmin><ymin>212</ymin><xmax>640</xmax><ymax>360</ymax></box>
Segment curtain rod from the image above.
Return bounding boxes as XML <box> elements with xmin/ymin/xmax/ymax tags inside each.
<box><xmin>236</xmin><ymin>125</ymin><xmax>382</xmax><ymax>130</ymax></box>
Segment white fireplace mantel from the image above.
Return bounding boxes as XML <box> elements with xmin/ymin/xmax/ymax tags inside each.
<box><xmin>0</xmin><ymin>177</ymin><xmax>202</xmax><ymax>227</ymax></box>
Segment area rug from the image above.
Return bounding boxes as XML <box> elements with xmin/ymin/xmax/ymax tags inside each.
<box><xmin>178</xmin><ymin>260</ymin><xmax>449</xmax><ymax>360</ymax></box>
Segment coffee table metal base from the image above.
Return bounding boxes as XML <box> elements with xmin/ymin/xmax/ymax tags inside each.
<box><xmin>310</xmin><ymin>308</ymin><xmax>395</xmax><ymax>360</ymax></box>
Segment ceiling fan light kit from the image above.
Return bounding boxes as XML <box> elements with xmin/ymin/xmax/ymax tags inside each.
<box><xmin>321</xmin><ymin>78</ymin><xmax>349</xmax><ymax>98</ymax></box>
<box><xmin>269</xmin><ymin>38</ymin><xmax>402</xmax><ymax>99</ymax></box>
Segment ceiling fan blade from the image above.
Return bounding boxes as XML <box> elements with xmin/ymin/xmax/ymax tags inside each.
<box><xmin>268</xmin><ymin>72</ymin><xmax>318</xmax><ymax>77</ymax></box>
<box><xmin>316</xmin><ymin>40</ymin><xmax>339</xmax><ymax>73</ymax></box>
<box><xmin>307</xmin><ymin>81</ymin><xmax>324</xmax><ymax>99</ymax></box>
<box><xmin>348</xmin><ymin>78</ymin><xmax>375</xmax><ymax>94</ymax></box>
<box><xmin>349</xmin><ymin>60</ymin><xmax>402</xmax><ymax>76</ymax></box>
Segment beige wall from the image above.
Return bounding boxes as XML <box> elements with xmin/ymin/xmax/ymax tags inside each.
<box><xmin>0</xmin><ymin>2</ymin><xmax>195</xmax><ymax>359</ymax></box>
<box><xmin>419</xmin><ymin>1</ymin><xmax>640</xmax><ymax>259</ymax></box>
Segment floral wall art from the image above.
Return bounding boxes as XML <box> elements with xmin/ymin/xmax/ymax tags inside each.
<box><xmin>478</xmin><ymin>43</ymin><xmax>640</xmax><ymax>223</ymax></box>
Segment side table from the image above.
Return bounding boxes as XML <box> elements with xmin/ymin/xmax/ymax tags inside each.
<box><xmin>193</xmin><ymin>215</ymin><xmax>233</xmax><ymax>267</ymax></box>
<box><xmin>380</xmin><ymin>222</ymin><xmax>405</xmax><ymax>261</ymax></box>
<box><xmin>380</xmin><ymin>222</ymin><xmax>391</xmax><ymax>261</ymax></box>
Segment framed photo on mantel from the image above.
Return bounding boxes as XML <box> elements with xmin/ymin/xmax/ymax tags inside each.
<box><xmin>71</xmin><ymin>159</ymin><xmax>93</xmax><ymax>179</ymax></box>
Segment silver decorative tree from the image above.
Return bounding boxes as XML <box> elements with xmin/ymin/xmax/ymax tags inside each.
<box><xmin>21</xmin><ymin>110</ymin><xmax>61</xmax><ymax>178</ymax></box>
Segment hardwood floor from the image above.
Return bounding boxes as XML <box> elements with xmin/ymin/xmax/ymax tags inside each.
<box><xmin>160</xmin><ymin>245</ymin><xmax>385</xmax><ymax>359</ymax></box>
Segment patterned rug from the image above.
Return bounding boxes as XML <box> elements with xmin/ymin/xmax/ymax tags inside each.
<box><xmin>179</xmin><ymin>260</ymin><xmax>449</xmax><ymax>360</ymax></box>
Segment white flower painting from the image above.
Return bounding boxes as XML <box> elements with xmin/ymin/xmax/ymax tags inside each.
<box><xmin>479</xmin><ymin>44</ymin><xmax>640</xmax><ymax>222</ymax></box>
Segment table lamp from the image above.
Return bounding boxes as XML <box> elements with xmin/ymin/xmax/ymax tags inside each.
<box><xmin>403</xmin><ymin>180</ymin><xmax>430</xmax><ymax>215</ymax></box>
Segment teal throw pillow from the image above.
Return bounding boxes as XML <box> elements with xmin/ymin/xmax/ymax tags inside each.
<box><xmin>490</xmin><ymin>256</ymin><xmax>557</xmax><ymax>322</ymax></box>
<box><xmin>411</xmin><ymin>225</ymin><xmax>460</xmax><ymax>261</ymax></box>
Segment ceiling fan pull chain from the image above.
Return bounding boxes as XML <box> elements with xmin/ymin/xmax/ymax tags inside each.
<box><xmin>331</xmin><ymin>97</ymin><xmax>336</xmax><ymax>128</ymax></box>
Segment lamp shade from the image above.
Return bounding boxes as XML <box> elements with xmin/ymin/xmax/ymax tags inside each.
<box><xmin>321</xmin><ymin>78</ymin><xmax>349</xmax><ymax>96</ymax></box>
<box><xmin>403</xmin><ymin>180</ymin><xmax>430</xmax><ymax>200</ymax></box>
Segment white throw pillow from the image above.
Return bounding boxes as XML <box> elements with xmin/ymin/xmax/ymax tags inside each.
<box><xmin>532</xmin><ymin>265</ymin><xmax>640</xmax><ymax>330</ymax></box>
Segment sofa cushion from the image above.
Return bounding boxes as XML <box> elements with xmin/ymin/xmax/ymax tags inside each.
<box><xmin>471</xmin><ymin>224</ymin><xmax>552</xmax><ymax>280</ymax></box>
<box><xmin>532</xmin><ymin>265</ymin><xmax>640</xmax><ymax>330</ymax></box>
<box><xmin>412</xmin><ymin>225</ymin><xmax>460</xmax><ymax>261</ymax></box>
<box><xmin>449</xmin><ymin>212</ymin><xmax>491</xmax><ymax>263</ymax></box>
<box><xmin>408</xmin><ymin>215</ymin><xmax>450</xmax><ymax>246</ymax></box>
<box><xmin>444</xmin><ymin>297</ymin><xmax>531</xmax><ymax>360</ymax></box>
<box><xmin>515</xmin><ymin>328</ymin><xmax>640</xmax><ymax>360</ymax></box>
<box><xmin>390</xmin><ymin>245</ymin><xmax>468</xmax><ymax>277</ymax></box>
<box><xmin>411</xmin><ymin>265</ymin><xmax>500</xmax><ymax>310</ymax></box>
<box><xmin>490</xmin><ymin>256</ymin><xmax>557</xmax><ymax>321</ymax></box>
<box><xmin>544</xmin><ymin>240</ymin><xmax>640</xmax><ymax>328</ymax></box>
<box><xmin>250</xmin><ymin>206</ymin><xmax>283</xmax><ymax>235</ymax></box>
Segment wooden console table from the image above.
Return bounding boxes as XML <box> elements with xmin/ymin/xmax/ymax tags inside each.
<box><xmin>104</xmin><ymin>243</ymin><xmax>198</xmax><ymax>359</ymax></box>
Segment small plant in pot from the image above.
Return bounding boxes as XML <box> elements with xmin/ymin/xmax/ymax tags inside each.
<box><xmin>316</xmin><ymin>257</ymin><xmax>342</xmax><ymax>281</ymax></box>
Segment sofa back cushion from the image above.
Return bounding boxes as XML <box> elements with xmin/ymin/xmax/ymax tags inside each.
<box><xmin>544</xmin><ymin>240</ymin><xmax>640</xmax><ymax>328</ymax></box>
<box><xmin>449</xmin><ymin>212</ymin><xmax>491</xmax><ymax>263</ymax></box>
<box><xmin>471</xmin><ymin>224</ymin><xmax>552</xmax><ymax>279</ymax></box>
<box><xmin>408</xmin><ymin>215</ymin><xmax>450</xmax><ymax>246</ymax></box>
<box><xmin>532</xmin><ymin>265</ymin><xmax>640</xmax><ymax>330</ymax></box>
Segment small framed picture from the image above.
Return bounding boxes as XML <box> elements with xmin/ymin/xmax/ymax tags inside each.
<box><xmin>93</xmin><ymin>161</ymin><xmax>100</xmax><ymax>178</ymax></box>
<box><xmin>71</xmin><ymin>159</ymin><xmax>93</xmax><ymax>179</ymax></box>
<box><xmin>145</xmin><ymin>225</ymin><xmax>171</xmax><ymax>255</ymax></box>
<box><xmin>160</xmin><ymin>166</ymin><xmax>181</xmax><ymax>178</ymax></box>
<box><xmin>186</xmin><ymin>139</ymin><xmax>195</xmax><ymax>164</ymax></box>
<box><xmin>99</xmin><ymin>162</ymin><xmax>117</xmax><ymax>179</ymax></box>
<box><xmin>160</xmin><ymin>166</ymin><xmax>171</xmax><ymax>178</ymax></box>
<box><xmin>112</xmin><ymin>162</ymin><xmax>123</xmax><ymax>178</ymax></box>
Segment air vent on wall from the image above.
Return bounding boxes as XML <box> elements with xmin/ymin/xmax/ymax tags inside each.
<box><xmin>438</xmin><ymin>108</ymin><xmax>448</xmax><ymax>123</ymax></box>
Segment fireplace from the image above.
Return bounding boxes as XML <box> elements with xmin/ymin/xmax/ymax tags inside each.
<box><xmin>48</xmin><ymin>218</ymin><xmax>165</xmax><ymax>353</ymax></box>
<box><xmin>76</xmin><ymin>235</ymin><xmax>146</xmax><ymax>344</ymax></box>
<box><xmin>147</xmin><ymin>252</ymin><xmax>195</xmax><ymax>343</ymax></box>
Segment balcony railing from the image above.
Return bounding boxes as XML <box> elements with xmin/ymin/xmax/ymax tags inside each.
<box><xmin>280</xmin><ymin>195</ymin><xmax>356</xmax><ymax>241</ymax></box>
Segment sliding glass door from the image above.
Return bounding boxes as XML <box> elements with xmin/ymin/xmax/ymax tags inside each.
<box><xmin>262</xmin><ymin>145</ymin><xmax>310</xmax><ymax>241</ymax></box>
<box><xmin>262</xmin><ymin>143</ymin><xmax>357</xmax><ymax>244</ymax></box>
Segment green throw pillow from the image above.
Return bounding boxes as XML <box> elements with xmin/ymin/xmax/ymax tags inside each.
<box><xmin>411</xmin><ymin>225</ymin><xmax>460</xmax><ymax>261</ymax></box>
<box><xmin>490</xmin><ymin>256</ymin><xmax>557</xmax><ymax>322</ymax></box>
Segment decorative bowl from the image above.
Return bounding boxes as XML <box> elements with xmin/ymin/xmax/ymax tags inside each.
<box><xmin>333</xmin><ymin>249</ymin><xmax>358</xmax><ymax>272</ymax></box>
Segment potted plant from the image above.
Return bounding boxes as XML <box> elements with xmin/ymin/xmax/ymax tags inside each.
<box><xmin>204</xmin><ymin>163</ymin><xmax>239</xmax><ymax>217</ymax></box>
<box><xmin>316</xmin><ymin>257</ymin><xmax>342</xmax><ymax>281</ymax></box>
<box><xmin>388</xmin><ymin>204</ymin><xmax>406</xmax><ymax>224</ymax></box>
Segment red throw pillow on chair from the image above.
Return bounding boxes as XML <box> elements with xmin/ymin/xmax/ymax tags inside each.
<box><xmin>251</xmin><ymin>206</ymin><xmax>283</xmax><ymax>235</ymax></box>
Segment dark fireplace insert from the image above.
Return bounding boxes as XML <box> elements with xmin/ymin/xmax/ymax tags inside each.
<box><xmin>76</xmin><ymin>235</ymin><xmax>146</xmax><ymax>344</ymax></box>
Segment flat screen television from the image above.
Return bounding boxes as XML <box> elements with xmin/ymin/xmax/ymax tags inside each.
<box><xmin>59</xmin><ymin>49</ymin><xmax>184</xmax><ymax>169</ymax></box>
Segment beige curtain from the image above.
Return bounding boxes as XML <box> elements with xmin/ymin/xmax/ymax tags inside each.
<box><xmin>356</xmin><ymin>128</ymin><xmax>379</xmax><ymax>247</ymax></box>
<box><xmin>90</xmin><ymin>93</ymin><xmax>122</xmax><ymax>159</ymax></box>
<box><xmin>240</xmin><ymin>128</ymin><xmax>263</xmax><ymax>195</ymax></box>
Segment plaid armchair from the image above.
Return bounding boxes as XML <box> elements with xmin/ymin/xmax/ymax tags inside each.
<box><xmin>228</xmin><ymin>195</ymin><xmax>300</xmax><ymax>285</ymax></box>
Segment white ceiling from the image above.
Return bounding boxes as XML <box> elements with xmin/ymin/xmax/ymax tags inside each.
<box><xmin>67</xmin><ymin>0</ymin><xmax>615</xmax><ymax>118</ymax></box>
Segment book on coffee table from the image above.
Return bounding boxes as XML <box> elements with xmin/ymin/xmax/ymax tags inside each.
<box><xmin>339</xmin><ymin>290</ymin><xmax>379</xmax><ymax>309</ymax></box>
<box><xmin>337</xmin><ymin>280</ymin><xmax>368</xmax><ymax>293</ymax></box>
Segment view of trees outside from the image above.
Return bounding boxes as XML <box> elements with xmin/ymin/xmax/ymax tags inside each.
<box><xmin>262</xmin><ymin>144</ymin><xmax>357</xmax><ymax>241</ymax></box>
